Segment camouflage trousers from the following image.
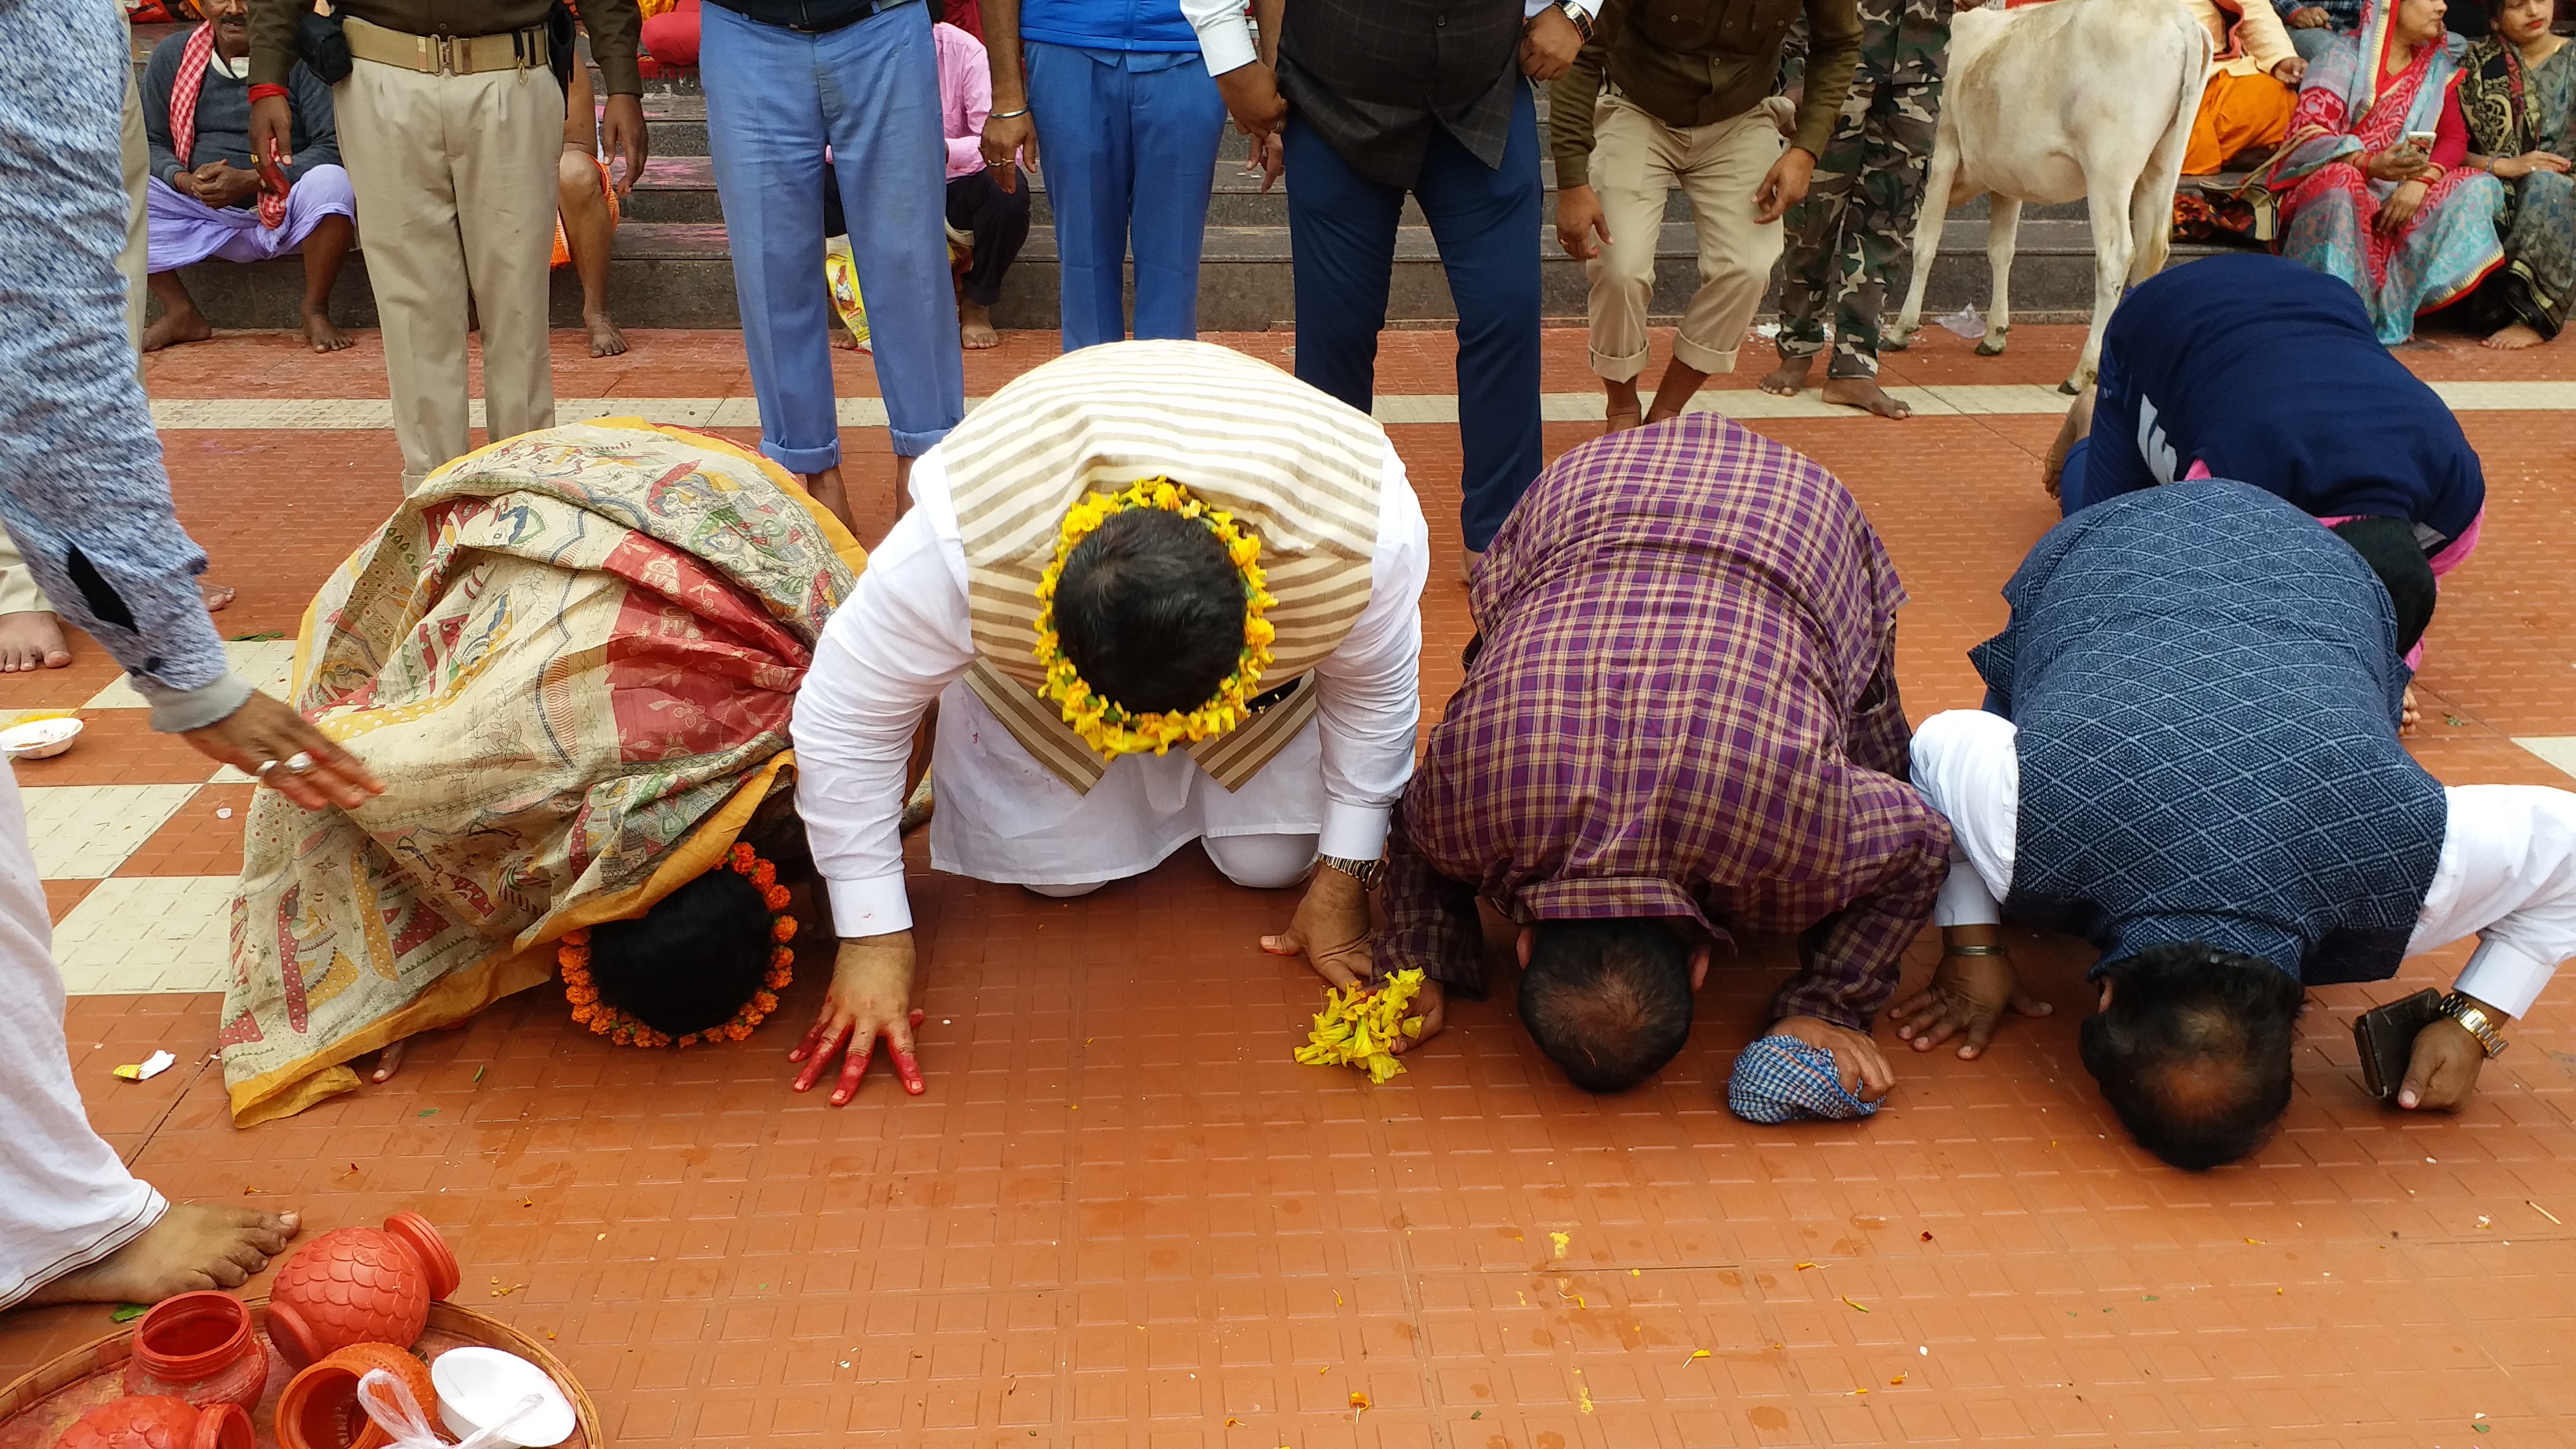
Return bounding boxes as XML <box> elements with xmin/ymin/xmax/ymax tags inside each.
<box><xmin>1775</xmin><ymin>77</ymin><xmax>1939</xmax><ymax>380</ymax></box>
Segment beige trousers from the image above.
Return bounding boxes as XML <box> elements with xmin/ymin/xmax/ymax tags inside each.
<box><xmin>0</xmin><ymin>46</ymin><xmax>150</xmax><ymax>619</ymax></box>
<box><xmin>334</xmin><ymin>55</ymin><xmax>562</xmax><ymax>491</ymax></box>
<box><xmin>1585</xmin><ymin>92</ymin><xmax>1786</xmax><ymax>380</ymax></box>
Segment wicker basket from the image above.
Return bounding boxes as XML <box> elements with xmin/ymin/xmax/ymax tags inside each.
<box><xmin>0</xmin><ymin>1299</ymin><xmax>604</xmax><ymax>1449</ymax></box>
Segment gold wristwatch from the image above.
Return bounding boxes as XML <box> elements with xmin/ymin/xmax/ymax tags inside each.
<box><xmin>1319</xmin><ymin>854</ymin><xmax>1385</xmax><ymax>891</ymax></box>
<box><xmin>2435</xmin><ymin>992</ymin><xmax>2508</xmax><ymax>1058</ymax></box>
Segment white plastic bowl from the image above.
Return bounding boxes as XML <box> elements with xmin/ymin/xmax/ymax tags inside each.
<box><xmin>429</xmin><ymin>1346</ymin><xmax>576</xmax><ymax>1448</ymax></box>
<box><xmin>0</xmin><ymin>717</ymin><xmax>81</xmax><ymax>761</ymax></box>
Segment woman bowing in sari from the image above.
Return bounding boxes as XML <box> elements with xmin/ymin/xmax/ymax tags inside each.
<box><xmin>2455</xmin><ymin>0</ymin><xmax>2575</xmax><ymax>347</ymax></box>
<box><xmin>2269</xmin><ymin>0</ymin><xmax>2508</xmax><ymax>342</ymax></box>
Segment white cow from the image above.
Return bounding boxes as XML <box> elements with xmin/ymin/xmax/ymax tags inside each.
<box><xmin>1887</xmin><ymin>0</ymin><xmax>2212</xmax><ymax>394</ymax></box>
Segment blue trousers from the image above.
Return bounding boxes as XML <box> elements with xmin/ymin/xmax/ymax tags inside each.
<box><xmin>701</xmin><ymin>0</ymin><xmax>964</xmax><ymax>466</ymax></box>
<box><xmin>1284</xmin><ymin>83</ymin><xmax>1543</xmax><ymax>552</ymax></box>
<box><xmin>1024</xmin><ymin>44</ymin><xmax>1225</xmax><ymax>351</ymax></box>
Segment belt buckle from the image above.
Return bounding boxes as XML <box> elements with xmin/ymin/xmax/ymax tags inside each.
<box><xmin>433</xmin><ymin>34</ymin><xmax>456</xmax><ymax>74</ymax></box>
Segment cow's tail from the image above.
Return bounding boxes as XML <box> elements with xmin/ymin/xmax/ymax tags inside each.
<box><xmin>2127</xmin><ymin>3</ymin><xmax>2214</xmax><ymax>284</ymax></box>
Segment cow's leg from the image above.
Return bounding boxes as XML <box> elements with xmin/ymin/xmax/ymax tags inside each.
<box><xmin>1977</xmin><ymin>196</ymin><xmax>2020</xmax><ymax>357</ymax></box>
<box><xmin>2072</xmin><ymin>183</ymin><xmax>2135</xmax><ymax>394</ymax></box>
<box><xmin>1885</xmin><ymin>136</ymin><xmax>1957</xmax><ymax>352</ymax></box>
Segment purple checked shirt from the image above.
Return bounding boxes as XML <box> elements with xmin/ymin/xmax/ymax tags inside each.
<box><xmin>1380</xmin><ymin>413</ymin><xmax>1952</xmax><ymax>1031</ymax></box>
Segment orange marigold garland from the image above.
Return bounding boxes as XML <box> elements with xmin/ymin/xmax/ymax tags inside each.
<box><xmin>558</xmin><ymin>841</ymin><xmax>798</xmax><ymax>1048</ymax></box>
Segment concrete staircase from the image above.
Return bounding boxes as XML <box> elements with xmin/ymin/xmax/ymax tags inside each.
<box><xmin>144</xmin><ymin>42</ymin><xmax>2255</xmax><ymax>334</ymax></box>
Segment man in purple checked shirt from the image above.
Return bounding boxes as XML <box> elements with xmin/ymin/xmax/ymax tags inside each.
<box><xmin>1371</xmin><ymin>411</ymin><xmax>1954</xmax><ymax>1116</ymax></box>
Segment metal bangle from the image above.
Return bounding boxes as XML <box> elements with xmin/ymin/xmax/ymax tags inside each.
<box><xmin>1943</xmin><ymin>944</ymin><xmax>2005</xmax><ymax>957</ymax></box>
<box><xmin>988</xmin><ymin>106</ymin><xmax>1030</xmax><ymax>120</ymax></box>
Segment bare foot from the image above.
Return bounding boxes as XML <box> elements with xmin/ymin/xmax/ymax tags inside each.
<box><xmin>200</xmin><ymin>582</ymin><xmax>235</xmax><ymax>612</ymax></box>
<box><xmin>1601</xmin><ymin>381</ymin><xmax>1643</xmax><ymax>436</ymax></box>
<box><xmin>831</xmin><ymin>329</ymin><xmax>863</xmax><ymax>352</ymax></box>
<box><xmin>1758</xmin><ymin>353</ymin><xmax>1817</xmax><ymax>397</ymax></box>
<box><xmin>301</xmin><ymin>311</ymin><xmax>353</xmax><ymax>353</ymax></box>
<box><xmin>584</xmin><ymin>312</ymin><xmax>629</xmax><ymax>358</ymax></box>
<box><xmin>0</xmin><ymin>610</ymin><xmax>71</xmax><ymax>671</ymax></box>
<box><xmin>899</xmin><ymin>774</ymin><xmax>935</xmax><ymax>836</ymax></box>
<box><xmin>142</xmin><ymin>309</ymin><xmax>213</xmax><ymax>353</ymax></box>
<box><xmin>1821</xmin><ymin>376</ymin><xmax>1912</xmax><ymax>419</ymax></box>
<box><xmin>20</xmin><ymin>1204</ymin><xmax>300</xmax><ymax>1308</ymax></box>
<box><xmin>958</xmin><ymin>301</ymin><xmax>1000</xmax><ymax>351</ymax></box>
<box><xmin>2402</xmin><ymin>684</ymin><xmax>2421</xmax><ymax>737</ymax></box>
<box><xmin>2482</xmin><ymin>322</ymin><xmax>2546</xmax><ymax>351</ymax></box>
<box><xmin>1460</xmin><ymin>547</ymin><xmax>1483</xmax><ymax>585</ymax></box>
<box><xmin>368</xmin><ymin>1036</ymin><xmax>409</xmax><ymax>1084</ymax></box>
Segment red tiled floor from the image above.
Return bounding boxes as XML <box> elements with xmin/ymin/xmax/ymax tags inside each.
<box><xmin>6</xmin><ymin>325</ymin><xmax>2576</xmax><ymax>1449</ymax></box>
<box><xmin>6</xmin><ymin>713</ymin><xmax>218</xmax><ymax>789</ymax></box>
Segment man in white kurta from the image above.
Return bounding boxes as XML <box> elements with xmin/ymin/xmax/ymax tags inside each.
<box><xmin>787</xmin><ymin>341</ymin><xmax>1429</xmax><ymax>1102</ymax></box>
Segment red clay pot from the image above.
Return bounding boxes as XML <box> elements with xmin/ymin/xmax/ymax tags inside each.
<box><xmin>50</xmin><ymin>1396</ymin><xmax>252</xmax><ymax>1449</ymax></box>
<box><xmin>264</xmin><ymin>1213</ymin><xmax>460</xmax><ymax>1368</ymax></box>
<box><xmin>120</xmin><ymin>1292</ymin><xmax>267</xmax><ymax>1413</ymax></box>
<box><xmin>272</xmin><ymin>1343</ymin><xmax>437</xmax><ymax>1449</ymax></box>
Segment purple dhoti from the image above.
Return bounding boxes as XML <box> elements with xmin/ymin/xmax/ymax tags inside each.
<box><xmin>145</xmin><ymin>163</ymin><xmax>354</xmax><ymax>271</ymax></box>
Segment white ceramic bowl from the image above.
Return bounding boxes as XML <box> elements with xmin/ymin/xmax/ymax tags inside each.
<box><xmin>0</xmin><ymin>717</ymin><xmax>82</xmax><ymax>761</ymax></box>
<box><xmin>429</xmin><ymin>1346</ymin><xmax>576</xmax><ymax>1448</ymax></box>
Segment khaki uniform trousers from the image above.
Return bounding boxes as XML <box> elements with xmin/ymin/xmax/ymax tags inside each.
<box><xmin>0</xmin><ymin>41</ymin><xmax>148</xmax><ymax>619</ymax></box>
<box><xmin>1584</xmin><ymin>91</ymin><xmax>1786</xmax><ymax>380</ymax></box>
<box><xmin>335</xmin><ymin>54</ymin><xmax>562</xmax><ymax>491</ymax></box>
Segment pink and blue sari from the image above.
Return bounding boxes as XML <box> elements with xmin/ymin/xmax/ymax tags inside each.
<box><xmin>2269</xmin><ymin>2</ymin><xmax>2507</xmax><ymax>342</ymax></box>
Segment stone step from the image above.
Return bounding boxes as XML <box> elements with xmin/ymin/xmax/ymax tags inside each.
<box><xmin>159</xmin><ymin>211</ymin><xmax>2249</xmax><ymax>334</ymax></box>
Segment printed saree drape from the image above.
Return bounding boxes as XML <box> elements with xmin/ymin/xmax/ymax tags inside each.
<box><xmin>2270</xmin><ymin>2</ymin><xmax>2506</xmax><ymax>340</ymax></box>
<box><xmin>217</xmin><ymin>422</ymin><xmax>864</xmax><ymax>1126</ymax></box>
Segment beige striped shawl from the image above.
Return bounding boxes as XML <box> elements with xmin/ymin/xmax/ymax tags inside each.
<box><xmin>941</xmin><ymin>340</ymin><xmax>1385</xmax><ymax>794</ymax></box>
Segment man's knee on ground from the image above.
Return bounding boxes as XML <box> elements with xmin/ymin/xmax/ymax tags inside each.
<box><xmin>1203</xmin><ymin>832</ymin><xmax>1318</xmax><ymax>890</ymax></box>
<box><xmin>2078</xmin><ymin>943</ymin><xmax>2304</xmax><ymax>1171</ymax></box>
<box><xmin>1519</xmin><ymin>919</ymin><xmax>1696</xmax><ymax>1093</ymax></box>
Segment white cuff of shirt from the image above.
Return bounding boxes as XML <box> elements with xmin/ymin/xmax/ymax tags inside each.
<box><xmin>1194</xmin><ymin>19</ymin><xmax>1260</xmax><ymax>76</ymax></box>
<box><xmin>1318</xmin><ymin>801</ymin><xmax>1391</xmax><ymax>863</ymax></box>
<box><xmin>1935</xmin><ymin>848</ymin><xmax>2005</xmax><ymax>926</ymax></box>
<box><xmin>826</xmin><ymin>873</ymin><xmax>914</xmax><ymax>939</ymax></box>
<box><xmin>2455</xmin><ymin>937</ymin><xmax>2554</xmax><ymax>1020</ymax></box>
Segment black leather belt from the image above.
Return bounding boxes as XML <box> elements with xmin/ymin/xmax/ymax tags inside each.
<box><xmin>784</xmin><ymin>0</ymin><xmax>913</xmax><ymax>35</ymax></box>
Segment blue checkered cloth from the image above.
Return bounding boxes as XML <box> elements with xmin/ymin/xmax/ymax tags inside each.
<box><xmin>1726</xmin><ymin>1034</ymin><xmax>1881</xmax><ymax>1124</ymax></box>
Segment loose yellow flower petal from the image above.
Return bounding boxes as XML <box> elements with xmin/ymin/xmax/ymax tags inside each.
<box><xmin>1295</xmin><ymin>970</ymin><xmax>1426</xmax><ymax>1082</ymax></box>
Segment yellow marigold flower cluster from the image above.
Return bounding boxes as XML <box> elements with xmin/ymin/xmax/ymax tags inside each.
<box><xmin>1031</xmin><ymin>477</ymin><xmax>1277</xmax><ymax>758</ymax></box>
<box><xmin>1294</xmin><ymin>969</ymin><xmax>1427</xmax><ymax>1085</ymax></box>
<box><xmin>557</xmin><ymin>841</ymin><xmax>800</xmax><ymax>1049</ymax></box>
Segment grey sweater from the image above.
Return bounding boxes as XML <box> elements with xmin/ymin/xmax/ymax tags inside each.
<box><xmin>140</xmin><ymin>31</ymin><xmax>340</xmax><ymax>198</ymax></box>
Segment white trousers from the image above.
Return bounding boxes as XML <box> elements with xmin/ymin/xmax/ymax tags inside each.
<box><xmin>0</xmin><ymin>766</ymin><xmax>164</xmax><ymax>1309</ymax></box>
<box><xmin>927</xmin><ymin>680</ymin><xmax>1324</xmax><ymax>891</ymax></box>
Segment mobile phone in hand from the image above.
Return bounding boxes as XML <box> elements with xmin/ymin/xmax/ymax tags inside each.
<box><xmin>2354</xmin><ymin>988</ymin><xmax>2442</xmax><ymax>1102</ymax></box>
<box><xmin>2404</xmin><ymin>130</ymin><xmax>2438</xmax><ymax>154</ymax></box>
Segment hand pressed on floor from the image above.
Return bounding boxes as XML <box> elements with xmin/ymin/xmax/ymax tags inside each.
<box><xmin>1259</xmin><ymin>866</ymin><xmax>1375</xmax><ymax>989</ymax></box>
<box><xmin>1385</xmin><ymin>977</ymin><xmax>1446</xmax><ymax>1054</ymax></box>
<box><xmin>1770</xmin><ymin>1015</ymin><xmax>1894</xmax><ymax>1102</ymax></box>
<box><xmin>793</xmin><ymin>932</ymin><xmax>925</xmax><ymax>1103</ymax></box>
<box><xmin>1891</xmin><ymin>945</ymin><xmax>2051</xmax><ymax>1058</ymax></box>
<box><xmin>2397</xmin><ymin>1014</ymin><xmax>2490</xmax><ymax>1110</ymax></box>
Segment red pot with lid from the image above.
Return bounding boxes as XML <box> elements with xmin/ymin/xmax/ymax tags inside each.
<box><xmin>50</xmin><ymin>1396</ymin><xmax>252</xmax><ymax>1449</ymax></box>
<box><xmin>264</xmin><ymin>1213</ymin><xmax>460</xmax><ymax>1368</ymax></box>
<box><xmin>119</xmin><ymin>1292</ymin><xmax>268</xmax><ymax>1413</ymax></box>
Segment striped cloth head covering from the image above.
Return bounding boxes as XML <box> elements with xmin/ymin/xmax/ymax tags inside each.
<box><xmin>936</xmin><ymin>340</ymin><xmax>1387</xmax><ymax>794</ymax></box>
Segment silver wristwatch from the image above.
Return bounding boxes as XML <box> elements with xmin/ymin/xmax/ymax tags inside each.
<box><xmin>1319</xmin><ymin>854</ymin><xmax>1385</xmax><ymax>891</ymax></box>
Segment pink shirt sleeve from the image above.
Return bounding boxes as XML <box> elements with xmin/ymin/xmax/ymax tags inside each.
<box><xmin>934</xmin><ymin>22</ymin><xmax>990</xmax><ymax>181</ymax></box>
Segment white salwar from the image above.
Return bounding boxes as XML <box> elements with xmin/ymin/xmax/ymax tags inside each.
<box><xmin>0</xmin><ymin>765</ymin><xmax>165</xmax><ymax>1310</ymax></box>
<box><xmin>793</xmin><ymin>443</ymin><xmax>1431</xmax><ymax>935</ymax></box>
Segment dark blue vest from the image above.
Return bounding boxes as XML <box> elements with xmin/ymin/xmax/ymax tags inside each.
<box><xmin>1972</xmin><ymin>481</ymin><xmax>2446</xmax><ymax>984</ymax></box>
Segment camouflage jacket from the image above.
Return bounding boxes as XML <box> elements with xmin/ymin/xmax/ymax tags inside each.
<box><xmin>1784</xmin><ymin>0</ymin><xmax>1952</xmax><ymax>91</ymax></box>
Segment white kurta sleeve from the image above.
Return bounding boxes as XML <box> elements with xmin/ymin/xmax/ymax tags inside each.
<box><xmin>790</xmin><ymin>460</ymin><xmax>977</xmax><ymax>939</ymax></box>
<box><xmin>1308</xmin><ymin>441</ymin><xmax>1429</xmax><ymax>863</ymax></box>
<box><xmin>1180</xmin><ymin>0</ymin><xmax>1259</xmax><ymax>74</ymax></box>
<box><xmin>2411</xmin><ymin>784</ymin><xmax>2576</xmax><ymax>1020</ymax></box>
<box><xmin>1907</xmin><ymin>709</ymin><xmax>2022</xmax><ymax>926</ymax></box>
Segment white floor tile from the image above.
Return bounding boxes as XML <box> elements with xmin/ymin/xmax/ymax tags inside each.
<box><xmin>85</xmin><ymin>640</ymin><xmax>298</xmax><ymax>711</ymax></box>
<box><xmin>20</xmin><ymin>783</ymin><xmax>200</xmax><ymax>880</ymax></box>
<box><xmin>2513</xmin><ymin>737</ymin><xmax>2576</xmax><ymax>781</ymax></box>
<box><xmin>50</xmin><ymin>875</ymin><xmax>240</xmax><ymax>994</ymax></box>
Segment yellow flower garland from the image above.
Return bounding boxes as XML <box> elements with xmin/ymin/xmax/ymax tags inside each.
<box><xmin>1031</xmin><ymin>477</ymin><xmax>1277</xmax><ymax>757</ymax></box>
<box><xmin>558</xmin><ymin>842</ymin><xmax>796</xmax><ymax>1049</ymax></box>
